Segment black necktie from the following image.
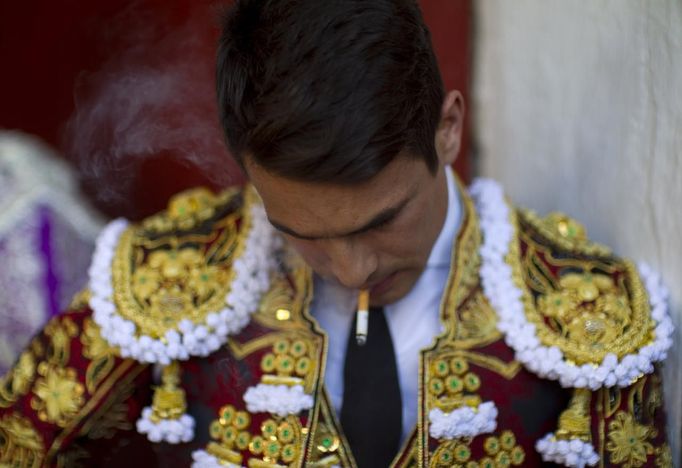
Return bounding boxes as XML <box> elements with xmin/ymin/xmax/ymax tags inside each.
<box><xmin>340</xmin><ymin>306</ymin><xmax>402</xmax><ymax>468</ymax></box>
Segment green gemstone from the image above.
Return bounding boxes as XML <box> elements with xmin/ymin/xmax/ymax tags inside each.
<box><xmin>322</xmin><ymin>437</ymin><xmax>332</xmax><ymax>448</ymax></box>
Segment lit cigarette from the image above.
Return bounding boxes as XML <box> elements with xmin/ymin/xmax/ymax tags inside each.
<box><xmin>356</xmin><ymin>289</ymin><xmax>369</xmax><ymax>345</ymax></box>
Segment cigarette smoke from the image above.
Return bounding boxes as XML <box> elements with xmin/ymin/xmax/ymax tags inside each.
<box><xmin>64</xmin><ymin>2</ymin><xmax>241</xmax><ymax>209</ymax></box>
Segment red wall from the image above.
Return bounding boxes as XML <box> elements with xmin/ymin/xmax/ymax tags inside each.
<box><xmin>0</xmin><ymin>0</ymin><xmax>471</xmax><ymax>220</ymax></box>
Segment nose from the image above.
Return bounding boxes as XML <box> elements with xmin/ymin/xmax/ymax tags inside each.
<box><xmin>322</xmin><ymin>237</ymin><xmax>377</xmax><ymax>289</ymax></box>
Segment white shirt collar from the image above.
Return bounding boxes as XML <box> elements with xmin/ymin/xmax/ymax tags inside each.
<box><xmin>426</xmin><ymin>165</ymin><xmax>461</xmax><ymax>268</ymax></box>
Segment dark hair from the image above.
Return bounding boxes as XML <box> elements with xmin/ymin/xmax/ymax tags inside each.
<box><xmin>216</xmin><ymin>0</ymin><xmax>444</xmax><ymax>184</ymax></box>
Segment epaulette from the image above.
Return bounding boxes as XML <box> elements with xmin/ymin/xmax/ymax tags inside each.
<box><xmin>87</xmin><ymin>186</ymin><xmax>278</xmax><ymax>444</ymax></box>
<box><xmin>470</xmin><ymin>179</ymin><xmax>673</xmax><ymax>467</ymax></box>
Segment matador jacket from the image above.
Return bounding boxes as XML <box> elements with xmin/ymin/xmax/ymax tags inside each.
<box><xmin>0</xmin><ymin>179</ymin><xmax>673</xmax><ymax>467</ymax></box>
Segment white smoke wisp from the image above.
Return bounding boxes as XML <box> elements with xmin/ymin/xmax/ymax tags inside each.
<box><xmin>64</xmin><ymin>4</ymin><xmax>240</xmax><ymax>206</ymax></box>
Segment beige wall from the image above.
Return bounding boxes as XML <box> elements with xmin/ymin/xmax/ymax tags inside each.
<box><xmin>473</xmin><ymin>0</ymin><xmax>682</xmax><ymax>462</ymax></box>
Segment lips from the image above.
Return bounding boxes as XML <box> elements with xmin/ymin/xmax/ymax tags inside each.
<box><xmin>369</xmin><ymin>271</ymin><xmax>398</xmax><ymax>296</ymax></box>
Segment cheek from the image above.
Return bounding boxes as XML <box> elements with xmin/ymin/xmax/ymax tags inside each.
<box><xmin>285</xmin><ymin>238</ymin><xmax>329</xmax><ymax>270</ymax></box>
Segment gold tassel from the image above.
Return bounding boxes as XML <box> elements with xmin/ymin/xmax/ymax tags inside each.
<box><xmin>150</xmin><ymin>361</ymin><xmax>188</xmax><ymax>422</ymax></box>
<box><xmin>555</xmin><ymin>388</ymin><xmax>592</xmax><ymax>441</ymax></box>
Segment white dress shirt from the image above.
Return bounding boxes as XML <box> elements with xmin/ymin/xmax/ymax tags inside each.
<box><xmin>310</xmin><ymin>166</ymin><xmax>461</xmax><ymax>442</ymax></box>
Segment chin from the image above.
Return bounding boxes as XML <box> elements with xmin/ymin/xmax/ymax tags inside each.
<box><xmin>371</xmin><ymin>274</ymin><xmax>416</xmax><ymax>306</ymax></box>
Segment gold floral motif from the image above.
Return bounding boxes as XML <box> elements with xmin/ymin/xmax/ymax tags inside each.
<box><xmin>426</xmin><ymin>353</ymin><xmax>481</xmax><ymax>412</ymax></box>
<box><xmin>606</xmin><ymin>411</ymin><xmax>656</xmax><ymax>468</ymax></box>
<box><xmin>205</xmin><ymin>406</ymin><xmax>305</xmax><ymax>467</ymax></box>
<box><xmin>129</xmin><ymin>247</ymin><xmax>231</xmax><ymax>332</ymax></box>
<box><xmin>0</xmin><ymin>413</ymin><xmax>44</xmax><ymax>467</ymax></box>
<box><xmin>206</xmin><ymin>404</ymin><xmax>250</xmax><ymax>464</ymax></box>
<box><xmin>31</xmin><ymin>364</ymin><xmax>85</xmax><ymax>427</ymax></box>
<box><xmin>516</xmin><ymin>213</ymin><xmax>653</xmax><ymax>365</ymax></box>
<box><xmin>429</xmin><ymin>434</ymin><xmax>524</xmax><ymax>468</ymax></box>
<box><xmin>0</xmin><ymin>350</ymin><xmax>36</xmax><ymax>407</ymax></box>
<box><xmin>255</xmin><ymin>416</ymin><xmax>303</xmax><ymax>465</ymax></box>
<box><xmin>111</xmin><ymin>188</ymin><xmax>251</xmax><ymax>341</ymax></box>
<box><xmin>536</xmin><ymin>272</ymin><xmax>636</xmax><ymax>355</ymax></box>
<box><xmin>259</xmin><ymin>337</ymin><xmax>317</xmax><ymax>391</ymax></box>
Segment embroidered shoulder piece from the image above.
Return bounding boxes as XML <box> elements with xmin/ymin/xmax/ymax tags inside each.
<box><xmin>88</xmin><ymin>186</ymin><xmax>277</xmax><ymax>443</ymax></box>
<box><xmin>471</xmin><ymin>179</ymin><xmax>672</xmax><ymax>468</ymax></box>
<box><xmin>514</xmin><ymin>209</ymin><xmax>672</xmax><ymax>389</ymax></box>
<box><xmin>471</xmin><ymin>179</ymin><xmax>672</xmax><ymax>391</ymax></box>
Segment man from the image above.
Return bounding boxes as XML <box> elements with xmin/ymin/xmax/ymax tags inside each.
<box><xmin>0</xmin><ymin>0</ymin><xmax>672</xmax><ymax>467</ymax></box>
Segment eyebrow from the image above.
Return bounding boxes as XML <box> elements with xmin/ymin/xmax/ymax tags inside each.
<box><xmin>268</xmin><ymin>191</ymin><xmax>414</xmax><ymax>241</ymax></box>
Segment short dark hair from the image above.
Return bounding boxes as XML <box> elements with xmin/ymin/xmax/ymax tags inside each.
<box><xmin>216</xmin><ymin>0</ymin><xmax>444</xmax><ymax>184</ymax></box>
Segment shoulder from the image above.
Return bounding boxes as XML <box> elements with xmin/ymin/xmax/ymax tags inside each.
<box><xmin>88</xmin><ymin>185</ymin><xmax>278</xmax><ymax>365</ymax></box>
<box><xmin>512</xmin><ymin>207</ymin><xmax>672</xmax><ymax>386</ymax></box>
<box><xmin>470</xmin><ymin>178</ymin><xmax>672</xmax><ymax>387</ymax></box>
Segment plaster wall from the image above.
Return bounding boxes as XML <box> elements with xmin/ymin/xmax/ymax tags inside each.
<box><xmin>473</xmin><ymin>0</ymin><xmax>682</xmax><ymax>462</ymax></box>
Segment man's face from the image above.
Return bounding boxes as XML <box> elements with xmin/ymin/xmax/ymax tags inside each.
<box><xmin>246</xmin><ymin>155</ymin><xmax>449</xmax><ymax>306</ymax></box>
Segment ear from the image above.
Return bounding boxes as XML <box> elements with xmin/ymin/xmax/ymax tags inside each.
<box><xmin>435</xmin><ymin>90</ymin><xmax>465</xmax><ymax>166</ymax></box>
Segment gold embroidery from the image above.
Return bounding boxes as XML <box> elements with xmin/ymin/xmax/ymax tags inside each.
<box><xmin>450</xmin><ymin>291</ymin><xmax>501</xmax><ymax>350</ymax></box>
<box><xmin>78</xmin><ymin>372</ymin><xmax>135</xmax><ymax>440</ymax></box>
<box><xmin>514</xmin><ymin>211</ymin><xmax>653</xmax><ymax>366</ymax></box>
<box><xmin>654</xmin><ymin>444</ymin><xmax>673</xmax><ymax>468</ymax></box>
<box><xmin>206</xmin><ymin>407</ymin><xmax>305</xmax><ymax>467</ymax></box>
<box><xmin>149</xmin><ymin>361</ymin><xmax>188</xmax><ymax>422</ymax></box>
<box><xmin>520</xmin><ymin>210</ymin><xmax>611</xmax><ymax>257</ymax></box>
<box><xmin>44</xmin><ymin>316</ymin><xmax>79</xmax><ymax>367</ymax></box>
<box><xmin>111</xmin><ymin>188</ymin><xmax>253</xmax><ymax>340</ymax></box>
<box><xmin>0</xmin><ymin>413</ymin><xmax>44</xmax><ymax>468</ymax></box>
<box><xmin>645</xmin><ymin>375</ymin><xmax>663</xmax><ymax>421</ymax></box>
<box><xmin>31</xmin><ymin>364</ymin><xmax>85</xmax><ymax>427</ymax></box>
<box><xmin>81</xmin><ymin>317</ymin><xmax>117</xmax><ymax>394</ymax></box>
<box><xmin>46</xmin><ymin>360</ymin><xmax>139</xmax><ymax>459</ymax></box>
<box><xmin>205</xmin><ymin>404</ymin><xmax>251</xmax><ymax>464</ymax></box>
<box><xmin>427</xmin><ymin>353</ymin><xmax>482</xmax><ymax>412</ymax></box>
<box><xmin>439</xmin><ymin>186</ymin><xmax>488</xmax><ymax>343</ymax></box>
<box><xmin>68</xmin><ymin>289</ymin><xmax>91</xmax><ymax>310</ymax></box>
<box><xmin>141</xmin><ymin>187</ymin><xmax>238</xmax><ymax>234</ymax></box>
<box><xmin>308</xmin><ymin>388</ymin><xmax>353</xmax><ymax>467</ymax></box>
<box><xmin>55</xmin><ymin>442</ymin><xmax>90</xmax><ymax>468</ymax></box>
<box><xmin>555</xmin><ymin>389</ymin><xmax>592</xmax><ymax>442</ymax></box>
<box><xmin>0</xmin><ymin>350</ymin><xmax>36</xmax><ymax>407</ymax></box>
<box><xmin>259</xmin><ymin>338</ymin><xmax>317</xmax><ymax>391</ymax></box>
<box><xmin>606</xmin><ymin>411</ymin><xmax>656</xmax><ymax>468</ymax></box>
<box><xmin>429</xmin><ymin>433</ymin><xmax>525</xmax><ymax>468</ymax></box>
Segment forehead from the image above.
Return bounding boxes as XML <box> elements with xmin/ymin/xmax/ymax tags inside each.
<box><xmin>247</xmin><ymin>156</ymin><xmax>426</xmax><ymax>238</ymax></box>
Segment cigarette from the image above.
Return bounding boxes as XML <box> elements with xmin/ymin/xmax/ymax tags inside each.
<box><xmin>356</xmin><ymin>289</ymin><xmax>369</xmax><ymax>345</ymax></box>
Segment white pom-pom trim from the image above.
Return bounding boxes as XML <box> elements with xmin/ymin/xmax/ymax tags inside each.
<box><xmin>88</xmin><ymin>200</ymin><xmax>276</xmax><ymax>364</ymax></box>
<box><xmin>243</xmin><ymin>384</ymin><xmax>314</xmax><ymax>417</ymax></box>
<box><xmin>191</xmin><ymin>450</ymin><xmax>243</xmax><ymax>468</ymax></box>
<box><xmin>135</xmin><ymin>406</ymin><xmax>195</xmax><ymax>444</ymax></box>
<box><xmin>535</xmin><ymin>433</ymin><xmax>599</xmax><ymax>468</ymax></box>
<box><xmin>428</xmin><ymin>401</ymin><xmax>498</xmax><ymax>440</ymax></box>
<box><xmin>470</xmin><ymin>178</ymin><xmax>673</xmax><ymax>389</ymax></box>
